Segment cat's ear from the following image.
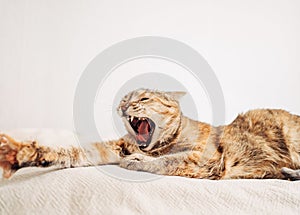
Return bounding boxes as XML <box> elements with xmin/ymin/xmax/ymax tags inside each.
<box><xmin>166</xmin><ymin>91</ymin><xmax>186</xmax><ymax>101</ymax></box>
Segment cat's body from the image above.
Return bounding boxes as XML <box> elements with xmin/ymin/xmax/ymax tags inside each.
<box><xmin>1</xmin><ymin>89</ymin><xmax>300</xmax><ymax>180</ymax></box>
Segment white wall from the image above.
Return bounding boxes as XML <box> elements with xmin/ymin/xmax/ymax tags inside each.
<box><xmin>1</xmin><ymin>0</ymin><xmax>300</xmax><ymax>131</ymax></box>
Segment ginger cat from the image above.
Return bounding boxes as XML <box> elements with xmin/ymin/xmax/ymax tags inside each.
<box><xmin>1</xmin><ymin>89</ymin><xmax>300</xmax><ymax>180</ymax></box>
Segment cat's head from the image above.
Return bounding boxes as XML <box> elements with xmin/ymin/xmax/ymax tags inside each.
<box><xmin>117</xmin><ymin>89</ymin><xmax>186</xmax><ymax>151</ymax></box>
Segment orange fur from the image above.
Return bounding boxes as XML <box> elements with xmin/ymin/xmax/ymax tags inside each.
<box><xmin>1</xmin><ymin>89</ymin><xmax>300</xmax><ymax>180</ymax></box>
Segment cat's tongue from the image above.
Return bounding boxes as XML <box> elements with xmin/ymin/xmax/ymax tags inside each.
<box><xmin>136</xmin><ymin>120</ymin><xmax>150</xmax><ymax>143</ymax></box>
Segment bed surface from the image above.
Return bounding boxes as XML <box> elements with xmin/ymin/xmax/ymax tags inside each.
<box><xmin>1</xmin><ymin>129</ymin><xmax>300</xmax><ymax>214</ymax></box>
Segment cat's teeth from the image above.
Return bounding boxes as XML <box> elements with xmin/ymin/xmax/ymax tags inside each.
<box><xmin>130</xmin><ymin>116</ymin><xmax>134</xmax><ymax>122</ymax></box>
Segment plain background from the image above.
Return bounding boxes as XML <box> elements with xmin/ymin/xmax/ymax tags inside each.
<box><xmin>1</xmin><ymin>0</ymin><xmax>300</xmax><ymax>133</ymax></box>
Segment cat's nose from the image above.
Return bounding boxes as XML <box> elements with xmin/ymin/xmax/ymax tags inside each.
<box><xmin>121</xmin><ymin>105</ymin><xmax>128</xmax><ymax>113</ymax></box>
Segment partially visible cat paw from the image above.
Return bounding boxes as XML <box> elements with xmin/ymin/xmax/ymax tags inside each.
<box><xmin>125</xmin><ymin>153</ymin><xmax>154</xmax><ymax>162</ymax></box>
<box><xmin>0</xmin><ymin>134</ymin><xmax>40</xmax><ymax>178</ymax></box>
<box><xmin>119</xmin><ymin>153</ymin><xmax>154</xmax><ymax>171</ymax></box>
<box><xmin>0</xmin><ymin>134</ymin><xmax>21</xmax><ymax>178</ymax></box>
<box><xmin>281</xmin><ymin>167</ymin><xmax>300</xmax><ymax>180</ymax></box>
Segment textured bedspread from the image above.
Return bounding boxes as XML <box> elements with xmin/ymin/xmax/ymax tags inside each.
<box><xmin>0</xmin><ymin>130</ymin><xmax>300</xmax><ymax>215</ymax></box>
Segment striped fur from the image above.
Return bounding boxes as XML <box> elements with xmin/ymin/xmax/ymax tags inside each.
<box><xmin>1</xmin><ymin>89</ymin><xmax>300</xmax><ymax>180</ymax></box>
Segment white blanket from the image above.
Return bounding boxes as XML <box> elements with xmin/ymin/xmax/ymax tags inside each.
<box><xmin>1</xmin><ymin>129</ymin><xmax>300</xmax><ymax>215</ymax></box>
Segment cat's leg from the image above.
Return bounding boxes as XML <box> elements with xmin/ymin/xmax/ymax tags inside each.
<box><xmin>281</xmin><ymin>167</ymin><xmax>300</xmax><ymax>180</ymax></box>
<box><xmin>0</xmin><ymin>134</ymin><xmax>126</xmax><ymax>178</ymax></box>
<box><xmin>119</xmin><ymin>152</ymin><xmax>221</xmax><ymax>179</ymax></box>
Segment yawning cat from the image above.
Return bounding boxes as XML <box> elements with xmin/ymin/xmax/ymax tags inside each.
<box><xmin>1</xmin><ymin>89</ymin><xmax>300</xmax><ymax>180</ymax></box>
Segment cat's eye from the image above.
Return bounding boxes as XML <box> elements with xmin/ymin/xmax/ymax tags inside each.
<box><xmin>140</xmin><ymin>97</ymin><xmax>149</xmax><ymax>102</ymax></box>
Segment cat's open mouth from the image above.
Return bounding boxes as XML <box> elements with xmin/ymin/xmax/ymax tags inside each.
<box><xmin>126</xmin><ymin>116</ymin><xmax>155</xmax><ymax>148</ymax></box>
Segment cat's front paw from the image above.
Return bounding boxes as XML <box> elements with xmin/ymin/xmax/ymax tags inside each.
<box><xmin>0</xmin><ymin>134</ymin><xmax>22</xmax><ymax>178</ymax></box>
<box><xmin>119</xmin><ymin>153</ymin><xmax>154</xmax><ymax>171</ymax></box>
<box><xmin>125</xmin><ymin>153</ymin><xmax>155</xmax><ymax>162</ymax></box>
<box><xmin>0</xmin><ymin>134</ymin><xmax>40</xmax><ymax>178</ymax></box>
